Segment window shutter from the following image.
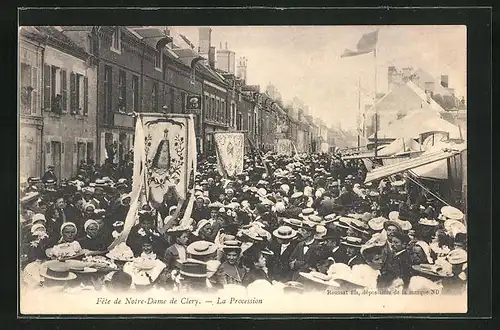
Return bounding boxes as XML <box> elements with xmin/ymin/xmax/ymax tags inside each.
<box><xmin>61</xmin><ymin>142</ymin><xmax>65</xmax><ymax>154</ymax></box>
<box><xmin>70</xmin><ymin>72</ymin><xmax>76</xmax><ymax>113</ymax></box>
<box><xmin>61</xmin><ymin>69</ymin><xmax>67</xmax><ymax>112</ymax></box>
<box><xmin>31</xmin><ymin>66</ymin><xmax>38</xmax><ymax>115</ymax></box>
<box><xmin>43</xmin><ymin>64</ymin><xmax>51</xmax><ymax>111</ymax></box>
<box><xmin>84</xmin><ymin>76</ymin><xmax>89</xmax><ymax>115</ymax></box>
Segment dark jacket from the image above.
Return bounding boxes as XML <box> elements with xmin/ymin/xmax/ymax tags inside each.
<box><xmin>268</xmin><ymin>239</ymin><xmax>299</xmax><ymax>282</ymax></box>
<box><xmin>242</xmin><ymin>268</ymin><xmax>271</xmax><ymax>287</ymax></box>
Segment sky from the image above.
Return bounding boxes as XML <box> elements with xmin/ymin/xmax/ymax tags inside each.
<box><xmin>169</xmin><ymin>25</ymin><xmax>466</xmax><ymax>131</ymax></box>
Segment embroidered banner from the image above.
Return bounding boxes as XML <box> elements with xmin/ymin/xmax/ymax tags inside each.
<box><xmin>108</xmin><ymin>114</ymin><xmax>197</xmax><ymax>249</ymax></box>
<box><xmin>141</xmin><ymin>114</ymin><xmax>196</xmax><ymax>203</ymax></box>
<box><xmin>277</xmin><ymin>139</ymin><xmax>293</xmax><ymax>156</ymax></box>
<box><xmin>213</xmin><ymin>132</ymin><xmax>244</xmax><ymax>178</ymax></box>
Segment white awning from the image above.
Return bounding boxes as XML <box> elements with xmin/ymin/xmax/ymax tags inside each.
<box><xmin>364</xmin><ymin>147</ymin><xmax>466</xmax><ymax>183</ymax></box>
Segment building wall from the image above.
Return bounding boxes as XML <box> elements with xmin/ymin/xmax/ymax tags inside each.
<box><xmin>42</xmin><ymin>45</ymin><xmax>97</xmax><ymax>179</ymax></box>
<box><xmin>19</xmin><ymin>37</ymin><xmax>44</xmax><ymax>180</ymax></box>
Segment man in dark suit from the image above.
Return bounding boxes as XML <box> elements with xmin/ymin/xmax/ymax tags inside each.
<box><xmin>42</xmin><ymin>165</ymin><xmax>58</xmax><ymax>184</ymax></box>
<box><xmin>268</xmin><ymin>226</ymin><xmax>299</xmax><ymax>282</ymax></box>
<box><xmin>289</xmin><ymin>222</ymin><xmax>317</xmax><ymax>280</ymax></box>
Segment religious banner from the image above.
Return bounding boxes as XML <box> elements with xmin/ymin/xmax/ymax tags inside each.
<box><xmin>213</xmin><ymin>132</ymin><xmax>244</xmax><ymax>178</ymax></box>
<box><xmin>141</xmin><ymin>114</ymin><xmax>197</xmax><ymax>203</ymax></box>
<box><xmin>108</xmin><ymin>114</ymin><xmax>197</xmax><ymax>249</ymax></box>
<box><xmin>277</xmin><ymin>138</ymin><xmax>293</xmax><ymax>156</ymax></box>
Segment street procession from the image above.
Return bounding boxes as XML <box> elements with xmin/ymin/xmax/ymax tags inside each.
<box><xmin>19</xmin><ymin>25</ymin><xmax>467</xmax><ymax>299</ymax></box>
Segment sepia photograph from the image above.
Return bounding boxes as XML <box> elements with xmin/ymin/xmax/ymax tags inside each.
<box><xmin>19</xmin><ymin>22</ymin><xmax>468</xmax><ymax>314</ymax></box>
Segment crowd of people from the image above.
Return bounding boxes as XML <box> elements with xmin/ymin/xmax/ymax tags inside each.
<box><xmin>19</xmin><ymin>150</ymin><xmax>467</xmax><ymax>296</ymax></box>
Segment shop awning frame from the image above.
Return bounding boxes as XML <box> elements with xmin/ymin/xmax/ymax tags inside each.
<box><xmin>364</xmin><ymin>147</ymin><xmax>466</xmax><ymax>183</ymax></box>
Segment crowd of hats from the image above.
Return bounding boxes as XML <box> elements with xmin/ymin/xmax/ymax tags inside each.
<box><xmin>19</xmin><ymin>151</ymin><xmax>467</xmax><ymax>295</ymax></box>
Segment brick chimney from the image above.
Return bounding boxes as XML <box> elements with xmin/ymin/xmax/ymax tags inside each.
<box><xmin>208</xmin><ymin>46</ymin><xmax>216</xmax><ymax>69</ymax></box>
<box><xmin>441</xmin><ymin>75</ymin><xmax>449</xmax><ymax>88</ymax></box>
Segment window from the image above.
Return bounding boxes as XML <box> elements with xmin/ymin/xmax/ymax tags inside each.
<box><xmin>210</xmin><ymin>97</ymin><xmax>215</xmax><ymax>120</ymax></box>
<box><xmin>248</xmin><ymin>113</ymin><xmax>251</xmax><ymax>131</ymax></box>
<box><xmin>86</xmin><ymin>142</ymin><xmax>94</xmax><ymax>164</ymax></box>
<box><xmin>132</xmin><ymin>75</ymin><xmax>139</xmax><ymax>112</ymax></box>
<box><xmin>104</xmin><ymin>65</ymin><xmax>112</xmax><ymax>115</ymax></box>
<box><xmin>20</xmin><ymin>62</ymin><xmax>36</xmax><ymax>115</ymax></box>
<box><xmin>169</xmin><ymin>88</ymin><xmax>175</xmax><ymax>113</ymax></box>
<box><xmin>155</xmin><ymin>50</ymin><xmax>162</xmax><ymax>70</ymax></box>
<box><xmin>152</xmin><ymin>82</ymin><xmax>159</xmax><ymax>112</ymax></box>
<box><xmin>236</xmin><ymin>112</ymin><xmax>242</xmax><ymax>130</ymax></box>
<box><xmin>118</xmin><ymin>70</ymin><xmax>126</xmax><ymax>113</ymax></box>
<box><xmin>204</xmin><ymin>95</ymin><xmax>209</xmax><ymax>119</ymax></box>
<box><xmin>111</xmin><ymin>27</ymin><xmax>121</xmax><ymax>52</ymax></box>
<box><xmin>181</xmin><ymin>91</ymin><xmax>186</xmax><ymax>113</ymax></box>
<box><xmin>50</xmin><ymin>66</ymin><xmax>62</xmax><ymax>114</ymax></box>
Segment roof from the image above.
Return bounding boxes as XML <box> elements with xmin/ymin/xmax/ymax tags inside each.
<box><xmin>377</xmin><ymin>137</ymin><xmax>423</xmax><ymax>157</ymax></box>
<box><xmin>369</xmin><ymin>109</ymin><xmax>462</xmax><ymax>140</ymax></box>
<box><xmin>28</xmin><ymin>26</ymin><xmax>88</xmax><ymax>60</ymax></box>
<box><xmin>364</xmin><ymin>144</ymin><xmax>466</xmax><ymax>183</ymax></box>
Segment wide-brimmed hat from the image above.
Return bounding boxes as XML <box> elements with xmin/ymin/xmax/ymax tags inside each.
<box><xmin>21</xmin><ymin>191</ymin><xmax>40</xmax><ymax>204</ymax></box>
<box><xmin>391</xmin><ymin>180</ymin><xmax>406</xmax><ymax>187</ymax></box>
<box><xmin>439</xmin><ymin>206</ymin><xmax>464</xmax><ymax>221</ymax></box>
<box><xmin>290</xmin><ymin>192</ymin><xmax>304</xmax><ymax>199</ymax></box>
<box><xmin>368</xmin><ymin>217</ymin><xmax>387</xmax><ymax>231</ymax></box>
<box><xmin>305</xmin><ymin>214</ymin><xmax>325</xmax><ymax>226</ymax></box>
<box><xmin>360</xmin><ymin>231</ymin><xmax>388</xmax><ymax>256</ymax></box>
<box><xmin>444</xmin><ymin>220</ymin><xmax>466</xmax><ymax>238</ymax></box>
<box><xmin>398</xmin><ymin>220</ymin><xmax>412</xmax><ymax>231</ymax></box>
<box><xmin>113</xmin><ymin>221</ymin><xmax>125</xmax><ymax>228</ymax></box>
<box><xmin>40</xmin><ymin>261</ymin><xmax>77</xmax><ymax>281</ymax></box>
<box><xmin>336</xmin><ymin>217</ymin><xmax>353</xmax><ymax>229</ymax></box>
<box><xmin>418</xmin><ymin>218</ymin><xmax>440</xmax><ymax>227</ymax></box>
<box><xmin>64</xmin><ymin>260</ymin><xmax>98</xmax><ymax>273</ymax></box>
<box><xmin>208</xmin><ymin>201</ymin><xmax>225</xmax><ymax>209</ymax></box>
<box><xmin>341</xmin><ymin>236</ymin><xmax>363</xmax><ymax>248</ymax></box>
<box><xmin>241</xmin><ymin>228</ymin><xmax>264</xmax><ymax>242</ymax></box>
<box><xmin>383</xmin><ymin>220</ymin><xmax>403</xmax><ymax>232</ymax></box>
<box><xmin>283</xmin><ymin>218</ymin><xmax>303</xmax><ymax>229</ymax></box>
<box><xmin>313</xmin><ymin>225</ymin><xmax>328</xmax><ymax>240</ymax></box>
<box><xmin>179</xmin><ymin>258</ymin><xmax>208</xmax><ymax>278</ymax></box>
<box><xmin>411</xmin><ymin>264</ymin><xmax>454</xmax><ymax>278</ymax></box>
<box><xmin>273</xmin><ymin>226</ymin><xmax>297</xmax><ymax>240</ymax></box>
<box><xmin>222</xmin><ymin>240</ymin><xmax>242</xmax><ymax>251</ymax></box>
<box><xmin>446</xmin><ymin>248</ymin><xmax>467</xmax><ymax>265</ymax></box>
<box><xmin>299</xmin><ymin>271</ymin><xmax>340</xmax><ymax>287</ymax></box>
<box><xmin>348</xmin><ymin>219</ymin><xmax>370</xmax><ymax>235</ymax></box>
<box><xmin>186</xmin><ymin>241</ymin><xmax>218</xmax><ymax>256</ymax></box>
<box><xmin>323</xmin><ymin>213</ymin><xmax>339</xmax><ymax>224</ymax></box>
<box><xmin>331</xmin><ymin>264</ymin><xmax>376</xmax><ymax>288</ymax></box>
<box><xmin>299</xmin><ymin>208</ymin><xmax>318</xmax><ymax>219</ymax></box>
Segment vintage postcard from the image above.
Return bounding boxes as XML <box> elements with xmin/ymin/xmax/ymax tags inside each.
<box><xmin>19</xmin><ymin>23</ymin><xmax>467</xmax><ymax>314</ymax></box>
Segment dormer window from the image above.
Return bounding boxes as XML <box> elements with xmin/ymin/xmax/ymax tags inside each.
<box><xmin>111</xmin><ymin>27</ymin><xmax>122</xmax><ymax>53</ymax></box>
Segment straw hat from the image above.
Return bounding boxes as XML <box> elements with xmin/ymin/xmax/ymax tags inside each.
<box><xmin>341</xmin><ymin>236</ymin><xmax>363</xmax><ymax>248</ymax></box>
<box><xmin>179</xmin><ymin>259</ymin><xmax>208</xmax><ymax>278</ymax></box>
<box><xmin>439</xmin><ymin>206</ymin><xmax>464</xmax><ymax>221</ymax></box>
<box><xmin>291</xmin><ymin>192</ymin><xmax>304</xmax><ymax>199</ymax></box>
<box><xmin>39</xmin><ymin>261</ymin><xmax>77</xmax><ymax>281</ymax></box>
<box><xmin>299</xmin><ymin>208</ymin><xmax>318</xmax><ymax>219</ymax></box>
<box><xmin>418</xmin><ymin>218</ymin><xmax>440</xmax><ymax>227</ymax></box>
<box><xmin>446</xmin><ymin>248</ymin><xmax>467</xmax><ymax>265</ymax></box>
<box><xmin>383</xmin><ymin>220</ymin><xmax>403</xmax><ymax>232</ymax></box>
<box><xmin>444</xmin><ymin>220</ymin><xmax>466</xmax><ymax>238</ymax></box>
<box><xmin>348</xmin><ymin>219</ymin><xmax>370</xmax><ymax>235</ymax></box>
<box><xmin>305</xmin><ymin>214</ymin><xmax>325</xmax><ymax>227</ymax></box>
<box><xmin>283</xmin><ymin>218</ymin><xmax>303</xmax><ymax>229</ymax></box>
<box><xmin>273</xmin><ymin>226</ymin><xmax>297</xmax><ymax>240</ymax></box>
<box><xmin>186</xmin><ymin>241</ymin><xmax>217</xmax><ymax>256</ymax></box>
<box><xmin>368</xmin><ymin>217</ymin><xmax>387</xmax><ymax>231</ymax></box>
<box><xmin>327</xmin><ymin>263</ymin><xmax>351</xmax><ymax>277</ymax></box>
<box><xmin>313</xmin><ymin>225</ymin><xmax>328</xmax><ymax>240</ymax></box>
<box><xmin>323</xmin><ymin>213</ymin><xmax>339</xmax><ymax>224</ymax></box>
<box><xmin>222</xmin><ymin>240</ymin><xmax>242</xmax><ymax>251</ymax></box>
<box><xmin>206</xmin><ymin>260</ymin><xmax>221</xmax><ymax>278</ymax></box>
<box><xmin>299</xmin><ymin>271</ymin><xmax>340</xmax><ymax>287</ymax></box>
<box><xmin>335</xmin><ymin>217</ymin><xmax>353</xmax><ymax>229</ymax></box>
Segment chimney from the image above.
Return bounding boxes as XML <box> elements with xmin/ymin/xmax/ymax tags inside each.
<box><xmin>208</xmin><ymin>46</ymin><xmax>216</xmax><ymax>69</ymax></box>
<box><xmin>441</xmin><ymin>75</ymin><xmax>449</xmax><ymax>88</ymax></box>
<box><xmin>198</xmin><ymin>27</ymin><xmax>212</xmax><ymax>56</ymax></box>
